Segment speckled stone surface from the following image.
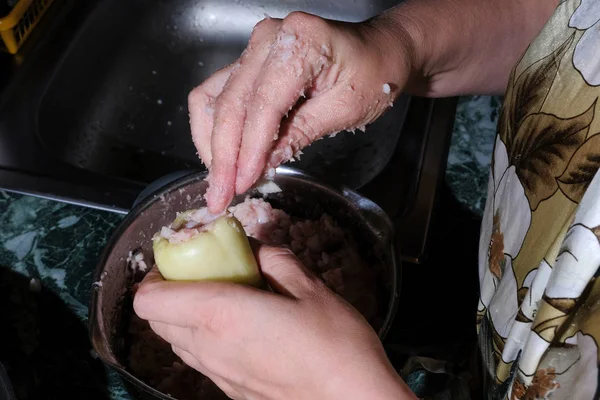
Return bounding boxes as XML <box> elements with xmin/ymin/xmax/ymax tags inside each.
<box><xmin>0</xmin><ymin>95</ymin><xmax>501</xmax><ymax>399</ymax></box>
<box><xmin>0</xmin><ymin>194</ymin><xmax>128</xmax><ymax>399</ymax></box>
<box><xmin>445</xmin><ymin>96</ymin><xmax>502</xmax><ymax>216</ymax></box>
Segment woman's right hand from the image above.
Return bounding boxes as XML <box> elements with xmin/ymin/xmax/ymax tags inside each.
<box><xmin>134</xmin><ymin>243</ymin><xmax>416</xmax><ymax>400</ymax></box>
<box><xmin>188</xmin><ymin>12</ymin><xmax>414</xmax><ymax>213</ymax></box>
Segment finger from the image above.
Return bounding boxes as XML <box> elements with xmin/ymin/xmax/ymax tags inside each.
<box><xmin>148</xmin><ymin>320</ymin><xmax>196</xmax><ymax>351</ymax></box>
<box><xmin>265</xmin><ymin>82</ymin><xmax>391</xmax><ymax>169</ymax></box>
<box><xmin>138</xmin><ymin>265</ymin><xmax>164</xmax><ymax>285</ymax></box>
<box><xmin>235</xmin><ymin>14</ymin><xmax>335</xmax><ymax>194</ymax></box>
<box><xmin>253</xmin><ymin>242</ymin><xmax>319</xmax><ymax>298</ymax></box>
<box><xmin>206</xmin><ymin>17</ymin><xmax>281</xmax><ymax>214</ymax></box>
<box><xmin>189</xmin><ymin>64</ymin><xmax>235</xmax><ymax>167</ymax></box>
<box><xmin>134</xmin><ymin>266</ymin><xmax>213</xmax><ymax>326</ymax></box>
<box><xmin>134</xmin><ymin>267</ymin><xmax>264</xmax><ymax>328</ymax></box>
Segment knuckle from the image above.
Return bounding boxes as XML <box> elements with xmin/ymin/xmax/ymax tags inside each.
<box><xmin>171</xmin><ymin>344</ymin><xmax>190</xmax><ymax>364</ymax></box>
<box><xmin>171</xmin><ymin>344</ymin><xmax>182</xmax><ymax>357</ymax></box>
<box><xmin>289</xmin><ymin>113</ymin><xmax>318</xmax><ymax>143</ymax></box>
<box><xmin>283</xmin><ymin>11</ymin><xmax>325</xmax><ymax>33</ymax></box>
<box><xmin>299</xmin><ymin>273</ymin><xmax>321</xmax><ymax>292</ymax></box>
<box><xmin>214</xmin><ymin>90</ymin><xmax>245</xmax><ymax>112</ymax></box>
<box><xmin>132</xmin><ymin>283</ymin><xmax>150</xmax><ymax>303</ymax></box>
<box><xmin>148</xmin><ymin>320</ymin><xmax>160</xmax><ymax>333</ymax></box>
<box><xmin>283</xmin><ymin>11</ymin><xmax>310</xmax><ymax>26</ymax></box>
<box><xmin>252</xmin><ymin>17</ymin><xmax>279</xmax><ymax>35</ymax></box>
<box><xmin>250</xmin><ymin>18</ymin><xmax>280</xmax><ymax>46</ymax></box>
<box><xmin>188</xmin><ymin>85</ymin><xmax>209</xmax><ymax>107</ymax></box>
<box><xmin>202</xmin><ymin>304</ymin><xmax>231</xmax><ymax>333</ymax></box>
<box><xmin>132</xmin><ymin>290</ymin><xmax>148</xmax><ymax>317</ymax></box>
<box><xmin>263</xmin><ymin>245</ymin><xmax>296</xmax><ymax>262</ymax></box>
<box><xmin>133</xmin><ymin>282</ymin><xmax>161</xmax><ymax>316</ymax></box>
<box><xmin>247</xmin><ymin>89</ymin><xmax>280</xmax><ymax>117</ymax></box>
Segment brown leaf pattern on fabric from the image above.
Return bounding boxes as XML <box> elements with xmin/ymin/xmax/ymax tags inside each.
<box><xmin>516</xmin><ymin>287</ymin><xmax>532</xmax><ymax>322</ymax></box>
<box><xmin>498</xmin><ymin>67</ymin><xmax>517</xmax><ymax>148</ymax></box>
<box><xmin>494</xmin><ymin>32</ymin><xmax>595</xmax><ymax>210</ymax></box>
<box><xmin>515</xmin><ymin>310</ymin><xmax>530</xmax><ymax>323</ymax></box>
<box><xmin>510</xmin><ymin>370</ymin><xmax>561</xmax><ymax>400</ymax></box>
<box><xmin>593</xmin><ymin>226</ymin><xmax>600</xmax><ymax>241</ymax></box>
<box><xmin>499</xmin><ymin>34</ymin><xmax>575</xmax><ymax>151</ymax></box>
<box><xmin>530</xmin><ymin>296</ymin><xmax>576</xmax><ymax>342</ymax></box>
<box><xmin>510</xmin><ymin>103</ymin><xmax>595</xmax><ymax>209</ymax></box>
<box><xmin>511</xmin><ymin>379</ymin><xmax>526</xmax><ymax>400</ymax></box>
<box><xmin>514</xmin><ymin>368</ymin><xmax>560</xmax><ymax>399</ymax></box>
<box><xmin>490</xmin><ymin>213</ymin><xmax>506</xmax><ymax>279</ymax></box>
<box><xmin>513</xmin><ymin>35</ymin><xmax>574</xmax><ymax>125</ymax></box>
<box><xmin>543</xmin><ymin>296</ymin><xmax>578</xmax><ymax>313</ymax></box>
<box><xmin>558</xmin><ymin>132</ymin><xmax>600</xmax><ymax>202</ymax></box>
<box><xmin>533</xmin><ymin>315</ymin><xmax>570</xmax><ymax>342</ymax></box>
<box><xmin>492</xmin><ymin>33</ymin><xmax>595</xmax><ymax>210</ymax></box>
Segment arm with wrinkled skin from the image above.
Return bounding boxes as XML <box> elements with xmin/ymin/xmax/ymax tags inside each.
<box><xmin>369</xmin><ymin>0</ymin><xmax>560</xmax><ymax>97</ymax></box>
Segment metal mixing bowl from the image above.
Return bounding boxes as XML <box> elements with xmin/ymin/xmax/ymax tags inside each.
<box><xmin>88</xmin><ymin>166</ymin><xmax>401</xmax><ymax>399</ymax></box>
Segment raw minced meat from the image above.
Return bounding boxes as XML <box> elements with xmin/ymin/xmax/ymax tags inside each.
<box><xmin>155</xmin><ymin>208</ymin><xmax>225</xmax><ymax>244</ymax></box>
<box><xmin>229</xmin><ymin>198</ymin><xmax>378</xmax><ymax>314</ymax></box>
<box><xmin>127</xmin><ymin>196</ymin><xmax>381</xmax><ymax>399</ymax></box>
<box><xmin>254</xmin><ymin>179</ymin><xmax>282</xmax><ymax>195</ymax></box>
<box><xmin>158</xmin><ymin>226</ymin><xmax>200</xmax><ymax>244</ymax></box>
<box><xmin>229</xmin><ymin>197</ymin><xmax>291</xmax><ymax>246</ymax></box>
<box><xmin>152</xmin><ymin>196</ymin><xmax>376</xmax><ymax>303</ymax></box>
<box><xmin>127</xmin><ymin>250</ymin><xmax>148</xmax><ymax>272</ymax></box>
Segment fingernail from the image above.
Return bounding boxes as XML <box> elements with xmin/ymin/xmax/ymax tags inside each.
<box><xmin>236</xmin><ymin>178</ymin><xmax>250</xmax><ymax>195</ymax></box>
<box><xmin>235</xmin><ymin>170</ymin><xmax>248</xmax><ymax>194</ymax></box>
<box><xmin>235</xmin><ymin>166</ymin><xmax>245</xmax><ymax>181</ymax></box>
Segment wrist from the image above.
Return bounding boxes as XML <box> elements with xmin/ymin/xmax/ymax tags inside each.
<box><xmin>358</xmin><ymin>6</ymin><xmax>426</xmax><ymax>96</ymax></box>
<box><xmin>322</xmin><ymin>357</ymin><xmax>417</xmax><ymax>400</ymax></box>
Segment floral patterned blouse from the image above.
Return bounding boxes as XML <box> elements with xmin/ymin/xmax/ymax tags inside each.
<box><xmin>477</xmin><ymin>0</ymin><xmax>600</xmax><ymax>398</ymax></box>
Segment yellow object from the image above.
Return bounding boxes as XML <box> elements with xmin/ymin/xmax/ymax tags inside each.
<box><xmin>153</xmin><ymin>215</ymin><xmax>262</xmax><ymax>286</ymax></box>
<box><xmin>0</xmin><ymin>0</ymin><xmax>56</xmax><ymax>54</ymax></box>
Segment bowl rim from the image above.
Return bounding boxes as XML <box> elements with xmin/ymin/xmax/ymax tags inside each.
<box><xmin>88</xmin><ymin>166</ymin><xmax>402</xmax><ymax>399</ymax></box>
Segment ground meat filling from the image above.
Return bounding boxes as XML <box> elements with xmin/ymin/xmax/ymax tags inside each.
<box><xmin>156</xmin><ymin>208</ymin><xmax>225</xmax><ymax>244</ymax></box>
<box><xmin>229</xmin><ymin>197</ymin><xmax>378</xmax><ymax>316</ymax></box>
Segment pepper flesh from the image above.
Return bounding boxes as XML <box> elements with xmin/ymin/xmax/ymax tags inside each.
<box><xmin>153</xmin><ymin>215</ymin><xmax>262</xmax><ymax>286</ymax></box>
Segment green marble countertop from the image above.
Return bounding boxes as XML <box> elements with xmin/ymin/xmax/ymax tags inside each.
<box><xmin>0</xmin><ymin>96</ymin><xmax>500</xmax><ymax>399</ymax></box>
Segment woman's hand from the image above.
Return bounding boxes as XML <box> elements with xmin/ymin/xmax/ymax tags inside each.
<box><xmin>133</xmin><ymin>243</ymin><xmax>416</xmax><ymax>400</ymax></box>
<box><xmin>188</xmin><ymin>12</ymin><xmax>412</xmax><ymax>213</ymax></box>
<box><xmin>190</xmin><ymin>0</ymin><xmax>560</xmax><ymax>215</ymax></box>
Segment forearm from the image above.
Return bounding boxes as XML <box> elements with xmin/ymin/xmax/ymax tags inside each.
<box><xmin>325</xmin><ymin>357</ymin><xmax>417</xmax><ymax>400</ymax></box>
<box><xmin>366</xmin><ymin>0</ymin><xmax>559</xmax><ymax>96</ymax></box>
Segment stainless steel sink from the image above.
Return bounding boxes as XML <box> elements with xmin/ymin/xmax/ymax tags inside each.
<box><xmin>0</xmin><ymin>0</ymin><xmax>457</xmax><ymax>262</ymax></box>
<box><xmin>38</xmin><ymin>0</ymin><xmax>408</xmax><ymax>187</ymax></box>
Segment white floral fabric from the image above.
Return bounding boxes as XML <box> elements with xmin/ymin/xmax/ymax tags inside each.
<box><xmin>570</xmin><ymin>0</ymin><xmax>600</xmax><ymax>85</ymax></box>
<box><xmin>478</xmin><ymin>0</ymin><xmax>600</xmax><ymax>398</ymax></box>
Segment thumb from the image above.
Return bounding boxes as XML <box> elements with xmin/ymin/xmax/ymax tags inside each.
<box><xmin>251</xmin><ymin>240</ymin><xmax>319</xmax><ymax>299</ymax></box>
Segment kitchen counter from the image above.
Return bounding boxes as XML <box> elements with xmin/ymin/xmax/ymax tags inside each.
<box><xmin>0</xmin><ymin>96</ymin><xmax>500</xmax><ymax>399</ymax></box>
